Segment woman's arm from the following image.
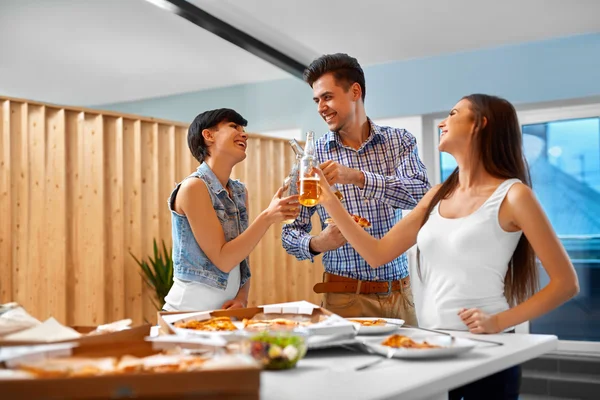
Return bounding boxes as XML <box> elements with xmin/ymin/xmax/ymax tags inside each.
<box><xmin>460</xmin><ymin>183</ymin><xmax>579</xmax><ymax>333</ymax></box>
<box><xmin>178</xmin><ymin>178</ymin><xmax>299</xmax><ymax>273</ymax></box>
<box><xmin>317</xmin><ymin>169</ymin><xmax>440</xmax><ymax>268</ymax></box>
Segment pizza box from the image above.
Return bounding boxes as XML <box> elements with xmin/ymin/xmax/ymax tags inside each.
<box><xmin>0</xmin><ymin>317</ymin><xmax>151</xmax><ymax>348</ymax></box>
<box><xmin>0</xmin><ymin>338</ymin><xmax>260</xmax><ymax>399</ymax></box>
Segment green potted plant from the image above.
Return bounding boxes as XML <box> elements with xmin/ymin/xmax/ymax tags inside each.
<box><xmin>131</xmin><ymin>239</ymin><xmax>174</xmax><ymax>310</ymax></box>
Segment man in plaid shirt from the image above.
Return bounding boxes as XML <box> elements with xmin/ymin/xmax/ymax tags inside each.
<box><xmin>282</xmin><ymin>53</ymin><xmax>430</xmax><ymax>323</ymax></box>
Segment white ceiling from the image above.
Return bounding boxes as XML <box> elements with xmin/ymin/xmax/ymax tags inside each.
<box><xmin>194</xmin><ymin>0</ymin><xmax>600</xmax><ymax>65</ymax></box>
<box><xmin>0</xmin><ymin>0</ymin><xmax>291</xmax><ymax>105</ymax></box>
<box><xmin>1</xmin><ymin>0</ymin><xmax>599</xmax><ymax>106</ymax></box>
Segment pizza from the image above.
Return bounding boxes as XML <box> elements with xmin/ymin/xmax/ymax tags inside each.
<box><xmin>174</xmin><ymin>316</ymin><xmax>238</xmax><ymax>331</ymax></box>
<box><xmin>116</xmin><ymin>354</ymin><xmax>205</xmax><ymax>373</ymax></box>
<box><xmin>350</xmin><ymin>213</ymin><xmax>371</xmax><ymax>228</ymax></box>
<box><xmin>324</xmin><ymin>212</ymin><xmax>371</xmax><ymax>228</ymax></box>
<box><xmin>242</xmin><ymin>318</ymin><xmax>310</xmax><ymax>331</ymax></box>
<box><xmin>347</xmin><ymin>319</ymin><xmax>387</xmax><ymax>327</ymax></box>
<box><xmin>14</xmin><ymin>357</ymin><xmax>117</xmax><ymax>378</ymax></box>
<box><xmin>13</xmin><ymin>354</ymin><xmax>207</xmax><ymax>378</ymax></box>
<box><xmin>381</xmin><ymin>334</ymin><xmax>440</xmax><ymax>349</ymax></box>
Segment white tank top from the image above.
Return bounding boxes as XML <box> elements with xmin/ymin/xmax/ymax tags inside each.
<box><xmin>414</xmin><ymin>179</ymin><xmax>523</xmax><ymax>330</ymax></box>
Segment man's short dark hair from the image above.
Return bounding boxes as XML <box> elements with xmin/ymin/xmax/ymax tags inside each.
<box><xmin>187</xmin><ymin>108</ymin><xmax>248</xmax><ymax>163</ymax></box>
<box><xmin>303</xmin><ymin>53</ymin><xmax>366</xmax><ymax>102</ymax></box>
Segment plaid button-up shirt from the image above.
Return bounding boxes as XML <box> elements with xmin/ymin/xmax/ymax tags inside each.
<box><xmin>282</xmin><ymin>120</ymin><xmax>431</xmax><ymax>281</ymax></box>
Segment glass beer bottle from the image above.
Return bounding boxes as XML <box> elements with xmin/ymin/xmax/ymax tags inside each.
<box><xmin>281</xmin><ymin>139</ymin><xmax>303</xmax><ymax>224</ymax></box>
<box><xmin>298</xmin><ymin>131</ymin><xmax>320</xmax><ymax>207</ymax></box>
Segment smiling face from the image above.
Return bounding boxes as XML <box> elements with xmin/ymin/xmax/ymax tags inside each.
<box><xmin>437</xmin><ymin>98</ymin><xmax>479</xmax><ymax>156</ymax></box>
<box><xmin>203</xmin><ymin>120</ymin><xmax>248</xmax><ymax>163</ymax></box>
<box><xmin>312</xmin><ymin>72</ymin><xmax>361</xmax><ymax>132</ymax></box>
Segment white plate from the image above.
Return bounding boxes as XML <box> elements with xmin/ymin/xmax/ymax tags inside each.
<box><xmin>346</xmin><ymin>317</ymin><xmax>404</xmax><ymax>335</ymax></box>
<box><xmin>362</xmin><ymin>335</ymin><xmax>476</xmax><ymax>359</ymax></box>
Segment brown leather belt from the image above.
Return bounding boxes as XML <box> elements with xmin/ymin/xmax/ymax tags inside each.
<box><xmin>313</xmin><ymin>272</ymin><xmax>410</xmax><ymax>295</ymax></box>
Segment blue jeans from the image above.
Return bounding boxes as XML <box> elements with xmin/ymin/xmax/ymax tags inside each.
<box><xmin>449</xmin><ymin>365</ymin><xmax>521</xmax><ymax>400</ymax></box>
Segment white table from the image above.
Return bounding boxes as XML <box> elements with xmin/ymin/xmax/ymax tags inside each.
<box><xmin>261</xmin><ymin>328</ymin><xmax>557</xmax><ymax>400</ymax></box>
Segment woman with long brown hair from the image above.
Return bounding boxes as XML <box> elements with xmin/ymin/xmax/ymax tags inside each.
<box><xmin>316</xmin><ymin>94</ymin><xmax>579</xmax><ymax>399</ymax></box>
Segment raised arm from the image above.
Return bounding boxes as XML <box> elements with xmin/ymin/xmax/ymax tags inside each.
<box><xmin>317</xmin><ymin>168</ymin><xmax>440</xmax><ymax>268</ymax></box>
<box><xmin>179</xmin><ymin>178</ymin><xmax>299</xmax><ymax>272</ymax></box>
<box><xmin>360</xmin><ymin>132</ymin><xmax>431</xmax><ymax>208</ymax></box>
<box><xmin>320</xmin><ymin>131</ymin><xmax>430</xmax><ymax>209</ymax></box>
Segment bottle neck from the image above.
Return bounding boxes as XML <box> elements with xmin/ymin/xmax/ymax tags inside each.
<box><xmin>304</xmin><ymin>132</ymin><xmax>315</xmax><ymax>156</ymax></box>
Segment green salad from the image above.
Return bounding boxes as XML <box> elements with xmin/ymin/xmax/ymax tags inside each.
<box><xmin>249</xmin><ymin>330</ymin><xmax>307</xmax><ymax>370</ymax></box>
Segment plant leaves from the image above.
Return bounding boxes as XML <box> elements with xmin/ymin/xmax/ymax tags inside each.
<box><xmin>130</xmin><ymin>239</ymin><xmax>174</xmax><ymax>310</ymax></box>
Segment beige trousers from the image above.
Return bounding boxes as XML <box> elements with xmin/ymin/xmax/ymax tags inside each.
<box><xmin>321</xmin><ymin>285</ymin><xmax>418</xmax><ymax>326</ymax></box>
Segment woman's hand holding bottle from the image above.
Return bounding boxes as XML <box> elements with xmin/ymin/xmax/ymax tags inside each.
<box><xmin>265</xmin><ymin>187</ymin><xmax>300</xmax><ymax>224</ymax></box>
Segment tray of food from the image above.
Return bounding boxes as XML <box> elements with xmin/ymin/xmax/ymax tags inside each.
<box><xmin>159</xmin><ymin>301</ymin><xmax>357</xmax><ymax>339</ymax></box>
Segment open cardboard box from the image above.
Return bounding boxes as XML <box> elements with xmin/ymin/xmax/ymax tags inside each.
<box><xmin>0</xmin><ymin>323</ymin><xmax>151</xmax><ymax>348</ymax></box>
<box><xmin>157</xmin><ymin>301</ymin><xmax>357</xmax><ymax>345</ymax></box>
<box><xmin>0</xmin><ymin>338</ymin><xmax>260</xmax><ymax>400</ymax></box>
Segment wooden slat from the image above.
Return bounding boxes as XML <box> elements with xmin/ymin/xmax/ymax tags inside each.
<box><xmin>272</xmin><ymin>140</ymin><xmax>286</xmax><ymax>304</ymax></box>
<box><xmin>245</xmin><ymin>138</ymin><xmax>262</xmax><ymax>307</ymax></box>
<box><xmin>158</xmin><ymin>124</ymin><xmax>174</xmax><ymax>248</ymax></box>
<box><xmin>0</xmin><ymin>101</ymin><xmax>11</xmax><ymax>304</ymax></box>
<box><xmin>175</xmin><ymin>126</ymin><xmax>190</xmax><ymax>182</ymax></box>
<box><xmin>64</xmin><ymin>111</ymin><xmax>79</xmax><ymax>325</ymax></box>
<box><xmin>74</xmin><ymin>113</ymin><xmax>105</xmax><ymax>325</ymax></box>
<box><xmin>262</xmin><ymin>140</ymin><xmax>276</xmax><ymax>304</ymax></box>
<box><xmin>13</xmin><ymin>102</ymin><xmax>30</xmax><ymax>314</ymax></box>
<box><xmin>123</xmin><ymin>119</ymin><xmax>143</xmax><ymax>324</ymax></box>
<box><xmin>104</xmin><ymin>117</ymin><xmax>125</xmax><ymax>322</ymax></box>
<box><xmin>45</xmin><ymin>108</ymin><xmax>67</xmax><ymax>323</ymax></box>
<box><xmin>281</xmin><ymin>143</ymin><xmax>295</xmax><ymax>302</ymax></box>
<box><xmin>28</xmin><ymin>105</ymin><xmax>46</xmax><ymax>318</ymax></box>
<box><xmin>141</xmin><ymin>122</ymin><xmax>160</xmax><ymax>323</ymax></box>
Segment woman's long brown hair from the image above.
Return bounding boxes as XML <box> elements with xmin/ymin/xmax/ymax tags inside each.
<box><xmin>417</xmin><ymin>94</ymin><xmax>539</xmax><ymax>306</ymax></box>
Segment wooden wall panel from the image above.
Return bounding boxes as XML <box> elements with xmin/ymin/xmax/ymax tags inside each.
<box><xmin>123</xmin><ymin>119</ymin><xmax>143</xmax><ymax>324</ymax></box>
<box><xmin>64</xmin><ymin>110</ymin><xmax>79</xmax><ymax>325</ymax></box>
<box><xmin>45</xmin><ymin>108</ymin><xmax>67</xmax><ymax>323</ymax></box>
<box><xmin>74</xmin><ymin>113</ymin><xmax>106</xmax><ymax>325</ymax></box>
<box><xmin>13</xmin><ymin>102</ymin><xmax>29</xmax><ymax>313</ymax></box>
<box><xmin>0</xmin><ymin>96</ymin><xmax>325</xmax><ymax>325</ymax></box>
<box><xmin>0</xmin><ymin>101</ymin><xmax>11</xmax><ymax>303</ymax></box>
<box><xmin>140</xmin><ymin>122</ymin><xmax>161</xmax><ymax>322</ymax></box>
<box><xmin>104</xmin><ymin>116</ymin><xmax>125</xmax><ymax>323</ymax></box>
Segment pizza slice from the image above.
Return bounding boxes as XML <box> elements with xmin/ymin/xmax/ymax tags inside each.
<box><xmin>324</xmin><ymin>211</ymin><xmax>371</xmax><ymax>228</ymax></box>
<box><xmin>174</xmin><ymin>316</ymin><xmax>238</xmax><ymax>331</ymax></box>
<box><xmin>347</xmin><ymin>318</ymin><xmax>387</xmax><ymax>327</ymax></box>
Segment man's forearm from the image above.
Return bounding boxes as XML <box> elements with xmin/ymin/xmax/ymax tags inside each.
<box><xmin>308</xmin><ymin>236</ymin><xmax>322</xmax><ymax>255</ymax></box>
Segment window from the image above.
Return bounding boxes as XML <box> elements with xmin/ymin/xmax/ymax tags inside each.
<box><xmin>521</xmin><ymin>117</ymin><xmax>600</xmax><ymax>343</ymax></box>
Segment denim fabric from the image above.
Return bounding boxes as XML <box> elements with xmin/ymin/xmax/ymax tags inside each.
<box><xmin>169</xmin><ymin>162</ymin><xmax>250</xmax><ymax>290</ymax></box>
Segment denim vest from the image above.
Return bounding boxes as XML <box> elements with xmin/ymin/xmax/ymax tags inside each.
<box><xmin>169</xmin><ymin>162</ymin><xmax>251</xmax><ymax>290</ymax></box>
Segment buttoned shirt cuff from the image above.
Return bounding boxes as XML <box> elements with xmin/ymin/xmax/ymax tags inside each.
<box><xmin>361</xmin><ymin>171</ymin><xmax>386</xmax><ymax>200</ymax></box>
